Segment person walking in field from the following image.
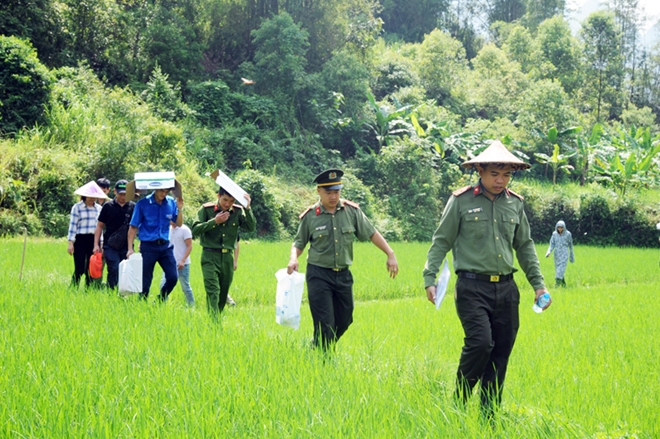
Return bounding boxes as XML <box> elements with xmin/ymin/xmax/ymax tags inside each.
<box><xmin>160</xmin><ymin>221</ymin><xmax>195</xmax><ymax>306</ymax></box>
<box><xmin>422</xmin><ymin>141</ymin><xmax>550</xmax><ymax>419</ymax></box>
<box><xmin>127</xmin><ymin>185</ymin><xmax>184</xmax><ymax>301</ymax></box>
<box><xmin>546</xmin><ymin>220</ymin><xmax>574</xmax><ymax>287</ymax></box>
<box><xmin>192</xmin><ymin>187</ymin><xmax>255</xmax><ymax>316</ymax></box>
<box><xmin>67</xmin><ymin>181</ymin><xmax>108</xmax><ymax>288</ymax></box>
<box><xmin>287</xmin><ymin>169</ymin><xmax>399</xmax><ymax>351</ymax></box>
<box><xmin>93</xmin><ymin>179</ymin><xmax>135</xmax><ymax>290</ymax></box>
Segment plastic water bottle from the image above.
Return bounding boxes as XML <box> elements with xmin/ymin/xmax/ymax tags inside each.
<box><xmin>533</xmin><ymin>292</ymin><xmax>551</xmax><ymax>313</ymax></box>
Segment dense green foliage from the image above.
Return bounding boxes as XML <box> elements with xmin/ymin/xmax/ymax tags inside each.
<box><xmin>2</xmin><ymin>0</ymin><xmax>660</xmax><ymax>244</ymax></box>
<box><xmin>1</xmin><ymin>240</ymin><xmax>659</xmax><ymax>437</ymax></box>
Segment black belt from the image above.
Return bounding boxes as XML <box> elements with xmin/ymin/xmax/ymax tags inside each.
<box><xmin>457</xmin><ymin>272</ymin><xmax>513</xmax><ymax>283</ymax></box>
<box><xmin>310</xmin><ymin>264</ymin><xmax>347</xmax><ymax>272</ymax></box>
<box><xmin>203</xmin><ymin>247</ymin><xmax>232</xmax><ymax>253</ymax></box>
<box><xmin>145</xmin><ymin>239</ymin><xmax>169</xmax><ymax>246</ymax></box>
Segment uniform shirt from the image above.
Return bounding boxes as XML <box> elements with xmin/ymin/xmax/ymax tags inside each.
<box><xmin>129</xmin><ymin>192</ymin><xmax>179</xmax><ymax>242</ymax></box>
<box><xmin>169</xmin><ymin>225</ymin><xmax>193</xmax><ymax>265</ymax></box>
<box><xmin>293</xmin><ymin>199</ymin><xmax>376</xmax><ymax>269</ymax></box>
<box><xmin>97</xmin><ymin>198</ymin><xmax>135</xmax><ymax>242</ymax></box>
<box><xmin>191</xmin><ymin>202</ymin><xmax>256</xmax><ymax>250</ymax></box>
<box><xmin>67</xmin><ymin>201</ymin><xmax>102</xmax><ymax>241</ymax></box>
<box><xmin>423</xmin><ymin>183</ymin><xmax>545</xmax><ymax>290</ymax></box>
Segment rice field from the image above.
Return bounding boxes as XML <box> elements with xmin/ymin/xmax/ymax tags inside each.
<box><xmin>1</xmin><ymin>238</ymin><xmax>658</xmax><ymax>438</ymax></box>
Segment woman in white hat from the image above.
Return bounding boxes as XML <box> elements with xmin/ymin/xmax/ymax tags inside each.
<box><xmin>67</xmin><ymin>181</ymin><xmax>108</xmax><ymax>288</ymax></box>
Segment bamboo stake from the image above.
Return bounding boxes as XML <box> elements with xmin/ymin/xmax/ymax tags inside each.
<box><xmin>19</xmin><ymin>228</ymin><xmax>27</xmax><ymax>281</ymax></box>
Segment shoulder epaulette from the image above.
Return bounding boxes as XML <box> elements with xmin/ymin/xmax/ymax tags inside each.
<box><xmin>232</xmin><ymin>204</ymin><xmax>244</xmax><ymax>209</ymax></box>
<box><xmin>298</xmin><ymin>206</ymin><xmax>313</xmax><ymax>219</ymax></box>
<box><xmin>507</xmin><ymin>189</ymin><xmax>524</xmax><ymax>201</ymax></box>
<box><xmin>342</xmin><ymin>199</ymin><xmax>360</xmax><ymax>209</ymax></box>
<box><xmin>203</xmin><ymin>201</ymin><xmax>216</xmax><ymax>208</ymax></box>
<box><xmin>452</xmin><ymin>185</ymin><xmax>473</xmax><ymax>197</ymax></box>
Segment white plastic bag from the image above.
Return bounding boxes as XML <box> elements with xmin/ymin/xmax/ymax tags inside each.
<box><xmin>275</xmin><ymin>268</ymin><xmax>305</xmax><ymax>329</ymax></box>
<box><xmin>435</xmin><ymin>260</ymin><xmax>451</xmax><ymax>310</ymax></box>
<box><xmin>118</xmin><ymin>253</ymin><xmax>143</xmax><ymax>297</ymax></box>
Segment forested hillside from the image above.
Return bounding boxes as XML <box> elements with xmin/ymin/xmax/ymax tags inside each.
<box><xmin>1</xmin><ymin>0</ymin><xmax>660</xmax><ymax>244</ymax></box>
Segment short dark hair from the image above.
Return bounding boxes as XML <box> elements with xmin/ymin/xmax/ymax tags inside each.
<box><xmin>96</xmin><ymin>178</ymin><xmax>111</xmax><ymax>189</ymax></box>
<box><xmin>218</xmin><ymin>187</ymin><xmax>234</xmax><ymax>199</ymax></box>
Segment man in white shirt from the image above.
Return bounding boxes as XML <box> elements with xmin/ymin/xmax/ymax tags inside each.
<box><xmin>161</xmin><ymin>221</ymin><xmax>195</xmax><ymax>306</ymax></box>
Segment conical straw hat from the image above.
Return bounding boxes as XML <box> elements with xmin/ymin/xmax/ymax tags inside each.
<box><xmin>462</xmin><ymin>140</ymin><xmax>530</xmax><ymax>170</ymax></box>
<box><xmin>74</xmin><ymin>181</ymin><xmax>110</xmax><ymax>199</ymax></box>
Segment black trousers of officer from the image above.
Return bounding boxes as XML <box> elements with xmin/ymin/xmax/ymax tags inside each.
<box><xmin>306</xmin><ymin>264</ymin><xmax>354</xmax><ymax>349</ymax></box>
<box><xmin>454</xmin><ymin>276</ymin><xmax>520</xmax><ymax>413</ymax></box>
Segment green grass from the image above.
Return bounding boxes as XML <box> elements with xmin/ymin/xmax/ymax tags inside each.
<box><xmin>1</xmin><ymin>238</ymin><xmax>659</xmax><ymax>437</ymax></box>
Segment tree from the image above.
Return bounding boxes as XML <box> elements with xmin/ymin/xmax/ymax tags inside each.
<box><xmin>581</xmin><ymin>11</ymin><xmax>625</xmax><ymax>121</ymax></box>
<box><xmin>0</xmin><ymin>36</ymin><xmax>52</xmax><ymax>134</ymax></box>
<box><xmin>533</xmin><ymin>16</ymin><xmax>581</xmax><ymax>94</ymax></box>
<box><xmin>380</xmin><ymin>0</ymin><xmax>450</xmax><ymax>42</ymax></box>
<box><xmin>484</xmin><ymin>0</ymin><xmax>526</xmax><ymax>25</ymax></box>
<box><xmin>251</xmin><ymin>12</ymin><xmax>309</xmax><ymax>121</ymax></box>
<box><xmin>524</xmin><ymin>0</ymin><xmax>565</xmax><ymax>31</ymax></box>
<box><xmin>502</xmin><ymin>24</ymin><xmax>534</xmax><ymax>73</ymax></box>
<box><xmin>416</xmin><ymin>29</ymin><xmax>469</xmax><ymax>106</ymax></box>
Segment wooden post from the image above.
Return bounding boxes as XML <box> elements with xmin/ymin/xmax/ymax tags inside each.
<box><xmin>19</xmin><ymin>228</ymin><xmax>27</xmax><ymax>281</ymax></box>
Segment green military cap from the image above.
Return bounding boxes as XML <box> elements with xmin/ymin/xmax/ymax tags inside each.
<box><xmin>313</xmin><ymin>169</ymin><xmax>344</xmax><ymax>190</ymax></box>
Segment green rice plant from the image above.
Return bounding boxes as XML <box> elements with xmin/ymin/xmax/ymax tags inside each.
<box><xmin>1</xmin><ymin>238</ymin><xmax>658</xmax><ymax>438</ymax></box>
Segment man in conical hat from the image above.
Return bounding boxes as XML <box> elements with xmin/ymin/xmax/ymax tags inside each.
<box><xmin>423</xmin><ymin>140</ymin><xmax>550</xmax><ymax>419</ymax></box>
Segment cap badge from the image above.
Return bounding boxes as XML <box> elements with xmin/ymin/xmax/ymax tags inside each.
<box><xmin>329</xmin><ymin>172</ymin><xmax>337</xmax><ymax>179</ymax></box>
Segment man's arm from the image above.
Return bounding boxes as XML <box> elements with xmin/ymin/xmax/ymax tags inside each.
<box><xmin>287</xmin><ymin>245</ymin><xmax>304</xmax><ymax>274</ymax></box>
<box><xmin>370</xmin><ymin>230</ymin><xmax>398</xmax><ymax>278</ymax></box>
<box><xmin>126</xmin><ymin>226</ymin><xmax>138</xmax><ymax>258</ymax></box>
<box><xmin>93</xmin><ymin>221</ymin><xmax>105</xmax><ymax>253</ymax></box>
<box><xmin>179</xmin><ymin>237</ymin><xmax>192</xmax><ymax>269</ymax></box>
<box><xmin>175</xmin><ymin>197</ymin><xmax>184</xmax><ymax>227</ymax></box>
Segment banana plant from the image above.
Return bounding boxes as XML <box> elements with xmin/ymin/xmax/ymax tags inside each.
<box><xmin>592</xmin><ymin>127</ymin><xmax>660</xmax><ymax>195</ymax></box>
<box><xmin>534</xmin><ymin>143</ymin><xmax>576</xmax><ymax>185</ymax></box>
<box><xmin>363</xmin><ymin>91</ymin><xmax>413</xmax><ymax>151</ymax></box>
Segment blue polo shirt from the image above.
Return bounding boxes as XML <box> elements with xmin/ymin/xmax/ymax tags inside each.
<box><xmin>130</xmin><ymin>192</ymin><xmax>178</xmax><ymax>242</ymax></box>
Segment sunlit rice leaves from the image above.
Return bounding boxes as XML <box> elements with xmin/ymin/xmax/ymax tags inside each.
<box><xmin>1</xmin><ymin>238</ymin><xmax>659</xmax><ymax>438</ymax></box>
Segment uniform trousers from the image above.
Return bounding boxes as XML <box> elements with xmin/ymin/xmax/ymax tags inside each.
<box><xmin>306</xmin><ymin>263</ymin><xmax>354</xmax><ymax>349</ymax></box>
<box><xmin>140</xmin><ymin>240</ymin><xmax>178</xmax><ymax>300</ymax></box>
<box><xmin>454</xmin><ymin>276</ymin><xmax>520</xmax><ymax>414</ymax></box>
<box><xmin>201</xmin><ymin>249</ymin><xmax>234</xmax><ymax>314</ymax></box>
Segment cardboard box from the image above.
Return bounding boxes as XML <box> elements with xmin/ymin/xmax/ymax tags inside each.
<box><xmin>125</xmin><ymin>171</ymin><xmax>183</xmax><ymax>200</ymax></box>
<box><xmin>210</xmin><ymin>169</ymin><xmax>249</xmax><ymax>207</ymax></box>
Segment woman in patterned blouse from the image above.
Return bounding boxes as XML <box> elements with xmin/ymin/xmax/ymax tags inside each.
<box><xmin>67</xmin><ymin>181</ymin><xmax>108</xmax><ymax>288</ymax></box>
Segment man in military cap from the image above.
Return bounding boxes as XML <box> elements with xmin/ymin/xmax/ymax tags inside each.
<box><xmin>423</xmin><ymin>141</ymin><xmax>550</xmax><ymax>418</ymax></box>
<box><xmin>192</xmin><ymin>187</ymin><xmax>256</xmax><ymax>316</ymax></box>
<box><xmin>288</xmin><ymin>169</ymin><xmax>399</xmax><ymax>351</ymax></box>
<box><xmin>93</xmin><ymin>179</ymin><xmax>135</xmax><ymax>289</ymax></box>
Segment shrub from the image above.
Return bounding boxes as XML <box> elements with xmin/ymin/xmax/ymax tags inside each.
<box><xmin>0</xmin><ymin>36</ymin><xmax>52</xmax><ymax>134</ymax></box>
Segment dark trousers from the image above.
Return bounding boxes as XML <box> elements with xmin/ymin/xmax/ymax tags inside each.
<box><xmin>104</xmin><ymin>246</ymin><xmax>127</xmax><ymax>289</ymax></box>
<box><xmin>306</xmin><ymin>264</ymin><xmax>354</xmax><ymax>350</ymax></box>
<box><xmin>200</xmin><ymin>250</ymin><xmax>234</xmax><ymax>315</ymax></box>
<box><xmin>454</xmin><ymin>277</ymin><xmax>520</xmax><ymax>415</ymax></box>
<box><xmin>140</xmin><ymin>241</ymin><xmax>178</xmax><ymax>300</ymax></box>
<box><xmin>71</xmin><ymin>234</ymin><xmax>97</xmax><ymax>287</ymax></box>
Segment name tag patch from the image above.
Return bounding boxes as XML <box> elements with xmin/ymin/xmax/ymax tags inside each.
<box><xmin>315</xmin><ymin>225</ymin><xmax>327</xmax><ymax>231</ymax></box>
<box><xmin>467</xmin><ymin>207</ymin><xmax>483</xmax><ymax>214</ymax></box>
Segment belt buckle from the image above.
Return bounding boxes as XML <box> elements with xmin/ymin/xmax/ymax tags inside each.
<box><xmin>332</xmin><ymin>268</ymin><xmax>341</xmax><ymax>272</ymax></box>
<box><xmin>222</xmin><ymin>248</ymin><xmax>229</xmax><ymax>253</ymax></box>
<box><xmin>490</xmin><ymin>275</ymin><xmax>500</xmax><ymax>282</ymax></box>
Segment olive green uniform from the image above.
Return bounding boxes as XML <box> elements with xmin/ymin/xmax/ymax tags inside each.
<box><xmin>294</xmin><ymin>199</ymin><xmax>376</xmax><ymax>348</ymax></box>
<box><xmin>423</xmin><ymin>182</ymin><xmax>545</xmax><ymax>414</ymax></box>
<box><xmin>192</xmin><ymin>202</ymin><xmax>256</xmax><ymax>314</ymax></box>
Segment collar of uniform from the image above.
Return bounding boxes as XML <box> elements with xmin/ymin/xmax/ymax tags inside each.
<box><xmin>476</xmin><ymin>180</ymin><xmax>503</xmax><ymax>200</ymax></box>
<box><xmin>214</xmin><ymin>203</ymin><xmax>233</xmax><ymax>213</ymax></box>
<box><xmin>318</xmin><ymin>199</ymin><xmax>343</xmax><ymax>214</ymax></box>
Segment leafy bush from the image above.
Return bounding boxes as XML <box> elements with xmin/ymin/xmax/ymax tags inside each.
<box><xmin>0</xmin><ymin>36</ymin><xmax>52</xmax><ymax>134</ymax></box>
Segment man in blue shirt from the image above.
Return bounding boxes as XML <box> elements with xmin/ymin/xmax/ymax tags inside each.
<box><xmin>127</xmin><ymin>187</ymin><xmax>183</xmax><ymax>300</ymax></box>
